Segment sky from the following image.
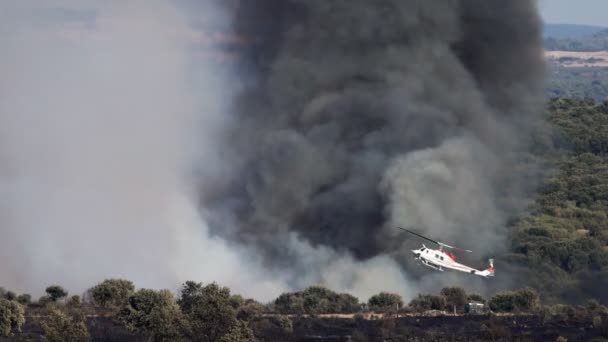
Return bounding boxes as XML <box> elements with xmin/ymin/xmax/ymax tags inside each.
<box><xmin>540</xmin><ymin>0</ymin><xmax>608</xmax><ymax>27</ymax></box>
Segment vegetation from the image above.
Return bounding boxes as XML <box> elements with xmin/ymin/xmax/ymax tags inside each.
<box><xmin>546</xmin><ymin>66</ymin><xmax>608</xmax><ymax>102</ymax></box>
<box><xmin>506</xmin><ymin>98</ymin><xmax>608</xmax><ymax>302</ymax></box>
<box><xmin>45</xmin><ymin>285</ymin><xmax>68</xmax><ymax>302</ymax></box>
<box><xmin>0</xmin><ymin>299</ymin><xmax>25</xmax><ymax>337</ymax></box>
<box><xmin>87</xmin><ymin>278</ymin><xmax>135</xmax><ymax>308</ymax></box>
<box><xmin>41</xmin><ymin>307</ymin><xmax>90</xmax><ymax>342</ymax></box>
<box><xmin>367</xmin><ymin>292</ymin><xmax>403</xmax><ymax>312</ymax></box>
<box><xmin>544</xmin><ymin>29</ymin><xmax>608</xmax><ymax>51</ymax></box>
<box><xmin>488</xmin><ymin>288</ymin><xmax>540</xmax><ymax>313</ymax></box>
<box><xmin>543</xmin><ymin>24</ymin><xmax>606</xmax><ymax>40</ymax></box>
<box><xmin>120</xmin><ymin>288</ymin><xmax>188</xmax><ymax>341</ymax></box>
<box><xmin>274</xmin><ymin>286</ymin><xmax>361</xmax><ymax>314</ymax></box>
<box><xmin>177</xmin><ymin>281</ymin><xmax>255</xmax><ymax>341</ymax></box>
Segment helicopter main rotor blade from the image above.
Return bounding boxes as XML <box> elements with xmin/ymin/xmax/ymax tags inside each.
<box><xmin>398</xmin><ymin>227</ymin><xmax>440</xmax><ymax>245</ymax></box>
<box><xmin>438</xmin><ymin>242</ymin><xmax>473</xmax><ymax>253</ymax></box>
<box><xmin>399</xmin><ymin>228</ymin><xmax>473</xmax><ymax>252</ymax></box>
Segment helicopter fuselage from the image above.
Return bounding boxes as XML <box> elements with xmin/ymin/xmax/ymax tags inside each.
<box><xmin>412</xmin><ymin>245</ymin><xmax>494</xmax><ymax>277</ymax></box>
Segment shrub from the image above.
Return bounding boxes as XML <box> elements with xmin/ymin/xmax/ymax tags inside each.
<box><xmin>88</xmin><ymin>279</ymin><xmax>135</xmax><ymax>308</ymax></box>
<box><xmin>178</xmin><ymin>282</ymin><xmax>247</xmax><ymax>341</ymax></box>
<box><xmin>0</xmin><ymin>299</ymin><xmax>25</xmax><ymax>337</ymax></box>
<box><xmin>409</xmin><ymin>294</ymin><xmax>446</xmax><ymax>312</ymax></box>
<box><xmin>46</xmin><ymin>286</ymin><xmax>68</xmax><ymax>302</ymax></box>
<box><xmin>488</xmin><ymin>288</ymin><xmax>540</xmax><ymax>313</ymax></box>
<box><xmin>120</xmin><ymin>289</ymin><xmax>188</xmax><ymax>341</ymax></box>
<box><xmin>16</xmin><ymin>294</ymin><xmax>31</xmax><ymax>306</ymax></box>
<box><xmin>440</xmin><ymin>287</ymin><xmax>467</xmax><ymax>313</ymax></box>
<box><xmin>368</xmin><ymin>292</ymin><xmax>403</xmax><ymax>312</ymax></box>
<box><xmin>68</xmin><ymin>295</ymin><xmax>81</xmax><ymax>307</ymax></box>
<box><xmin>41</xmin><ymin>308</ymin><xmax>90</xmax><ymax>342</ymax></box>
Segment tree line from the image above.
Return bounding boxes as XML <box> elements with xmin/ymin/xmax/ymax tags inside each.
<box><xmin>3</xmin><ymin>279</ymin><xmax>607</xmax><ymax>341</ymax></box>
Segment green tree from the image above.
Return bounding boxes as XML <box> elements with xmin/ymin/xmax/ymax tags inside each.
<box><xmin>489</xmin><ymin>288</ymin><xmax>540</xmax><ymax>313</ymax></box>
<box><xmin>409</xmin><ymin>294</ymin><xmax>447</xmax><ymax>312</ymax></box>
<box><xmin>16</xmin><ymin>294</ymin><xmax>31</xmax><ymax>306</ymax></box>
<box><xmin>4</xmin><ymin>291</ymin><xmax>16</xmax><ymax>301</ymax></box>
<box><xmin>440</xmin><ymin>287</ymin><xmax>468</xmax><ymax>313</ymax></box>
<box><xmin>467</xmin><ymin>293</ymin><xmax>486</xmax><ymax>304</ymax></box>
<box><xmin>0</xmin><ymin>299</ymin><xmax>25</xmax><ymax>337</ymax></box>
<box><xmin>46</xmin><ymin>285</ymin><xmax>68</xmax><ymax>302</ymax></box>
<box><xmin>274</xmin><ymin>293</ymin><xmax>305</xmax><ymax>315</ymax></box>
<box><xmin>237</xmin><ymin>300</ymin><xmax>265</xmax><ymax>322</ymax></box>
<box><xmin>218</xmin><ymin>320</ymin><xmax>257</xmax><ymax>342</ymax></box>
<box><xmin>120</xmin><ymin>289</ymin><xmax>188</xmax><ymax>341</ymax></box>
<box><xmin>68</xmin><ymin>295</ymin><xmax>81</xmax><ymax>307</ymax></box>
<box><xmin>41</xmin><ymin>308</ymin><xmax>90</xmax><ymax>342</ymax></box>
<box><xmin>178</xmin><ymin>282</ymin><xmax>250</xmax><ymax>342</ymax></box>
<box><xmin>368</xmin><ymin>292</ymin><xmax>403</xmax><ymax>312</ymax></box>
<box><xmin>88</xmin><ymin>279</ymin><xmax>135</xmax><ymax>308</ymax></box>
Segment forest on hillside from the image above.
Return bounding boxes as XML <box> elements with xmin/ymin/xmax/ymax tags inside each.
<box><xmin>544</xmin><ymin>29</ymin><xmax>608</xmax><ymax>51</ymax></box>
<box><xmin>506</xmin><ymin>98</ymin><xmax>608</xmax><ymax>304</ymax></box>
<box><xmin>546</xmin><ymin>66</ymin><xmax>608</xmax><ymax>101</ymax></box>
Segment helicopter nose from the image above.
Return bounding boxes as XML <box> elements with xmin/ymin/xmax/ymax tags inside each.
<box><xmin>412</xmin><ymin>250</ymin><xmax>420</xmax><ymax>258</ymax></box>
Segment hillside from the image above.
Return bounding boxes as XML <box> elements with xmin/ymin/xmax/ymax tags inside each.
<box><xmin>546</xmin><ymin>65</ymin><xmax>608</xmax><ymax>101</ymax></box>
<box><xmin>544</xmin><ymin>23</ymin><xmax>606</xmax><ymax>39</ymax></box>
<box><xmin>545</xmin><ymin>28</ymin><xmax>608</xmax><ymax>51</ymax></box>
<box><xmin>506</xmin><ymin>98</ymin><xmax>608</xmax><ymax>303</ymax></box>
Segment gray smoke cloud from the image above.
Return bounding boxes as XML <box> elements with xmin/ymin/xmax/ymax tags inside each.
<box><xmin>0</xmin><ymin>0</ymin><xmax>545</xmax><ymax>303</ymax></box>
<box><xmin>204</xmin><ymin>0</ymin><xmax>545</xmax><ymax>297</ymax></box>
<box><xmin>0</xmin><ymin>0</ymin><xmax>290</xmax><ymax>301</ymax></box>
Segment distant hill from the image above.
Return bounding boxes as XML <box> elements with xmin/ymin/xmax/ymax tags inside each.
<box><xmin>545</xmin><ymin>26</ymin><xmax>608</xmax><ymax>51</ymax></box>
<box><xmin>544</xmin><ymin>23</ymin><xmax>606</xmax><ymax>39</ymax></box>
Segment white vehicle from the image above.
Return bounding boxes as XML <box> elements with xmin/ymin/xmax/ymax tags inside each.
<box><xmin>400</xmin><ymin>228</ymin><xmax>495</xmax><ymax>278</ymax></box>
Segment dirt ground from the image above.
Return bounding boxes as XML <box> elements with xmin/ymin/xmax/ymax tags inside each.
<box><xmin>545</xmin><ymin>50</ymin><xmax>608</xmax><ymax>67</ymax></box>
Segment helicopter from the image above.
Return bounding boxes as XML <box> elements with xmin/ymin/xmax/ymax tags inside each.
<box><xmin>399</xmin><ymin>228</ymin><xmax>495</xmax><ymax>278</ymax></box>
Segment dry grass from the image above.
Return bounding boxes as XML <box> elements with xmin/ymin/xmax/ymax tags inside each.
<box><xmin>545</xmin><ymin>50</ymin><xmax>608</xmax><ymax>67</ymax></box>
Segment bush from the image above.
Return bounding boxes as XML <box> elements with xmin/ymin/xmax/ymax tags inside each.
<box><xmin>88</xmin><ymin>279</ymin><xmax>135</xmax><ymax>308</ymax></box>
<box><xmin>467</xmin><ymin>294</ymin><xmax>486</xmax><ymax>304</ymax></box>
<box><xmin>178</xmin><ymin>282</ymin><xmax>247</xmax><ymax>341</ymax></box>
<box><xmin>440</xmin><ymin>287</ymin><xmax>467</xmax><ymax>313</ymax></box>
<box><xmin>237</xmin><ymin>300</ymin><xmax>265</xmax><ymax>322</ymax></box>
<box><xmin>368</xmin><ymin>292</ymin><xmax>403</xmax><ymax>312</ymax></box>
<box><xmin>274</xmin><ymin>286</ymin><xmax>361</xmax><ymax>314</ymax></box>
<box><xmin>0</xmin><ymin>299</ymin><xmax>25</xmax><ymax>337</ymax></box>
<box><xmin>46</xmin><ymin>286</ymin><xmax>68</xmax><ymax>302</ymax></box>
<box><xmin>68</xmin><ymin>295</ymin><xmax>81</xmax><ymax>307</ymax></box>
<box><xmin>41</xmin><ymin>308</ymin><xmax>90</xmax><ymax>342</ymax></box>
<box><xmin>488</xmin><ymin>288</ymin><xmax>540</xmax><ymax>313</ymax></box>
<box><xmin>120</xmin><ymin>289</ymin><xmax>188</xmax><ymax>341</ymax></box>
<box><xmin>4</xmin><ymin>291</ymin><xmax>16</xmax><ymax>301</ymax></box>
<box><xmin>16</xmin><ymin>294</ymin><xmax>31</xmax><ymax>306</ymax></box>
<box><xmin>409</xmin><ymin>295</ymin><xmax>446</xmax><ymax>312</ymax></box>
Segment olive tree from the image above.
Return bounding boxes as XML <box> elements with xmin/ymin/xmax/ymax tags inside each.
<box><xmin>88</xmin><ymin>279</ymin><xmax>135</xmax><ymax>308</ymax></box>
<box><xmin>0</xmin><ymin>299</ymin><xmax>25</xmax><ymax>337</ymax></box>
<box><xmin>45</xmin><ymin>286</ymin><xmax>68</xmax><ymax>302</ymax></box>
<box><xmin>120</xmin><ymin>289</ymin><xmax>188</xmax><ymax>341</ymax></box>
<box><xmin>178</xmin><ymin>282</ymin><xmax>250</xmax><ymax>342</ymax></box>
<box><xmin>41</xmin><ymin>308</ymin><xmax>90</xmax><ymax>342</ymax></box>
<box><xmin>368</xmin><ymin>292</ymin><xmax>403</xmax><ymax>312</ymax></box>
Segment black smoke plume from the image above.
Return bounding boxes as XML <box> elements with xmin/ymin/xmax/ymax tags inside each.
<box><xmin>203</xmin><ymin>0</ymin><xmax>545</xmax><ymax>293</ymax></box>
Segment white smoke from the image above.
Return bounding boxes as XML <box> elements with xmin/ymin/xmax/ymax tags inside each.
<box><xmin>0</xmin><ymin>0</ymin><xmax>418</xmax><ymax>303</ymax></box>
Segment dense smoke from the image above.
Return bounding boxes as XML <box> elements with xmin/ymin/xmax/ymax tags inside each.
<box><xmin>0</xmin><ymin>0</ymin><xmax>286</xmax><ymax>300</ymax></box>
<box><xmin>204</xmin><ymin>0</ymin><xmax>545</xmax><ymax>295</ymax></box>
<box><xmin>0</xmin><ymin>0</ymin><xmax>544</xmax><ymax>302</ymax></box>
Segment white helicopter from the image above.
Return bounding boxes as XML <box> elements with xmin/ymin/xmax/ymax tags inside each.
<box><xmin>400</xmin><ymin>228</ymin><xmax>495</xmax><ymax>278</ymax></box>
